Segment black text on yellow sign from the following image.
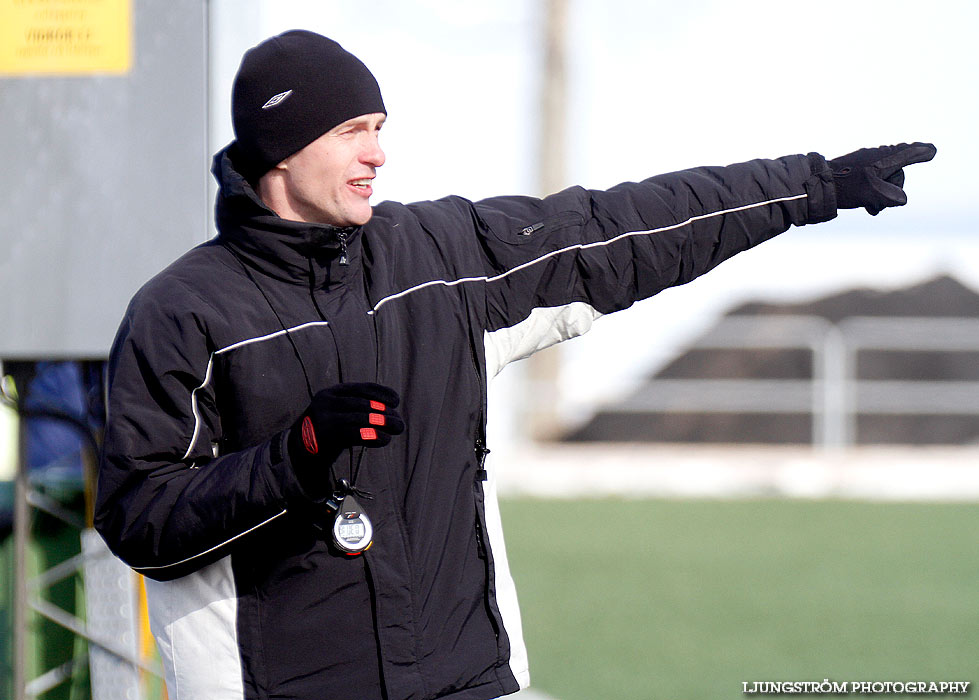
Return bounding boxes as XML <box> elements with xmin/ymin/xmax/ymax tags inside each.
<box><xmin>0</xmin><ymin>0</ymin><xmax>132</xmax><ymax>76</ymax></box>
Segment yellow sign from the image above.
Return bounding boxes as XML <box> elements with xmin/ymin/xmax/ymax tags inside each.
<box><xmin>0</xmin><ymin>0</ymin><xmax>132</xmax><ymax>75</ymax></box>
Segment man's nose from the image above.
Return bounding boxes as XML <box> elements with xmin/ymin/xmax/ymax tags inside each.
<box><xmin>362</xmin><ymin>134</ymin><xmax>385</xmax><ymax>167</ymax></box>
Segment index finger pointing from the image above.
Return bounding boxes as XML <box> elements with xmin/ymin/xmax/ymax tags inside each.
<box><xmin>876</xmin><ymin>142</ymin><xmax>937</xmax><ymax>178</ymax></box>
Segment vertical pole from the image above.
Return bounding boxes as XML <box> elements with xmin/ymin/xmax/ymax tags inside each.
<box><xmin>819</xmin><ymin>325</ymin><xmax>847</xmax><ymax>449</ymax></box>
<box><xmin>205</xmin><ymin>0</ymin><xmax>217</xmax><ymax>243</ymax></box>
<box><xmin>539</xmin><ymin>0</ymin><xmax>568</xmax><ymax>198</ymax></box>
<box><xmin>525</xmin><ymin>0</ymin><xmax>569</xmax><ymax>442</ymax></box>
<box><xmin>13</xmin><ymin>423</ymin><xmax>28</xmax><ymax>700</ymax></box>
<box><xmin>841</xmin><ymin>341</ymin><xmax>858</xmax><ymax>448</ymax></box>
<box><xmin>9</xmin><ymin>362</ymin><xmax>35</xmax><ymax>700</ymax></box>
<box><xmin>811</xmin><ymin>335</ymin><xmax>825</xmax><ymax>449</ymax></box>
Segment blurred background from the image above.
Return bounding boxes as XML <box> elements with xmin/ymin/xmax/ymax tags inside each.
<box><xmin>1</xmin><ymin>1</ymin><xmax>977</xmax><ymax>698</ymax></box>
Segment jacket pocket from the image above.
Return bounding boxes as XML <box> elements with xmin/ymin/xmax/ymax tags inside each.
<box><xmin>502</xmin><ymin>211</ymin><xmax>585</xmax><ymax>246</ymax></box>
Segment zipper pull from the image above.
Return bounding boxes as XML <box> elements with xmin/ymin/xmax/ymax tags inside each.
<box><xmin>474</xmin><ymin>439</ymin><xmax>490</xmax><ymax>481</ymax></box>
<box><xmin>336</xmin><ymin>230</ymin><xmax>349</xmax><ymax>266</ymax></box>
<box><xmin>519</xmin><ymin>221</ymin><xmax>544</xmax><ymax>236</ymax></box>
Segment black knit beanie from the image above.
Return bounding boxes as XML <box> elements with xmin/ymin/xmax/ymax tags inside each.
<box><xmin>231</xmin><ymin>30</ymin><xmax>386</xmax><ymax>179</ymax></box>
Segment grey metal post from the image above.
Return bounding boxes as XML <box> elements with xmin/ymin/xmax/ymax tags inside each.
<box><xmin>818</xmin><ymin>324</ymin><xmax>847</xmax><ymax>449</ymax></box>
<box><xmin>9</xmin><ymin>363</ymin><xmax>34</xmax><ymax>700</ymax></box>
<box><xmin>526</xmin><ymin>0</ymin><xmax>570</xmax><ymax>441</ymax></box>
<box><xmin>13</xmin><ymin>419</ymin><xmax>28</xmax><ymax>700</ymax></box>
<box><xmin>842</xmin><ymin>332</ymin><xmax>861</xmax><ymax>447</ymax></box>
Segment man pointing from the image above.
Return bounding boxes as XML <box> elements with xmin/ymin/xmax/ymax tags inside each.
<box><xmin>96</xmin><ymin>29</ymin><xmax>935</xmax><ymax>700</ymax></box>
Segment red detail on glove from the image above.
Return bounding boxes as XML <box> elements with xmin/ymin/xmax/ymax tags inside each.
<box><xmin>369</xmin><ymin>413</ymin><xmax>385</xmax><ymax>426</ymax></box>
<box><xmin>301</xmin><ymin>416</ymin><xmax>318</xmax><ymax>454</ymax></box>
<box><xmin>360</xmin><ymin>428</ymin><xmax>377</xmax><ymax>441</ymax></box>
<box><xmin>369</xmin><ymin>400</ymin><xmax>385</xmax><ymax>411</ymax></box>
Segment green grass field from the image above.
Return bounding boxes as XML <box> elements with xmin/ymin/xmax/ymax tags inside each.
<box><xmin>500</xmin><ymin>499</ymin><xmax>978</xmax><ymax>700</ymax></box>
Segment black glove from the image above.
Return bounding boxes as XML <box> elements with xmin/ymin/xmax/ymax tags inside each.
<box><xmin>287</xmin><ymin>382</ymin><xmax>405</xmax><ymax>493</ymax></box>
<box><xmin>828</xmin><ymin>142</ymin><xmax>936</xmax><ymax>216</ymax></box>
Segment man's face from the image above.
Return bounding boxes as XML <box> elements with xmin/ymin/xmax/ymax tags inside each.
<box><xmin>275</xmin><ymin>112</ymin><xmax>386</xmax><ymax>227</ymax></box>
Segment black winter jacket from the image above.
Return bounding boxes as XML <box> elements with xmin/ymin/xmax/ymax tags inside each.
<box><xmin>96</xmin><ymin>146</ymin><xmax>836</xmax><ymax>700</ymax></box>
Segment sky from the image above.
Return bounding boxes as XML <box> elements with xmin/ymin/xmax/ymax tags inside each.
<box><xmin>210</xmin><ymin>0</ymin><xmax>979</xmax><ymax>441</ymax></box>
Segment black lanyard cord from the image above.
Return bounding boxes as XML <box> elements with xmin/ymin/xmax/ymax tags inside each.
<box><xmin>225</xmin><ymin>242</ymin><xmax>377</xmax><ymax>500</ymax></box>
<box><xmin>225</xmin><ymin>244</ymin><xmax>315</xmax><ymax>401</ymax></box>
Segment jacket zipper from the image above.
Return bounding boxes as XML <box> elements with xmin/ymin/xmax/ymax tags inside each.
<box><xmin>336</xmin><ymin>229</ymin><xmax>349</xmax><ymax>266</ymax></box>
<box><xmin>472</xmin><ymin>478</ymin><xmax>503</xmax><ymax>648</ymax></box>
<box><xmin>473</xmin><ymin>437</ymin><xmax>490</xmax><ymax>558</ymax></box>
<box><xmin>516</xmin><ymin>211</ymin><xmax>584</xmax><ymax>237</ymax></box>
<box><xmin>469</xmin><ymin>338</ymin><xmax>490</xmax><ymax>558</ymax></box>
<box><xmin>468</xmin><ymin>334</ymin><xmax>505</xmax><ymax>648</ymax></box>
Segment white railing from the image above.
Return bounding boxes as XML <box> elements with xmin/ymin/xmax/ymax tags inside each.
<box><xmin>612</xmin><ymin>316</ymin><xmax>979</xmax><ymax>448</ymax></box>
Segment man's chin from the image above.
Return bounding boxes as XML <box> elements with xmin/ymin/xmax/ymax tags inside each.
<box><xmin>355</xmin><ymin>208</ymin><xmax>374</xmax><ymax>226</ymax></box>
<box><xmin>340</xmin><ymin>205</ymin><xmax>373</xmax><ymax>228</ymax></box>
<box><xmin>320</xmin><ymin>207</ymin><xmax>373</xmax><ymax>228</ymax></box>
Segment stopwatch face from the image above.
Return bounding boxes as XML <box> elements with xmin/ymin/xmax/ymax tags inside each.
<box><xmin>331</xmin><ymin>495</ymin><xmax>373</xmax><ymax>553</ymax></box>
<box><xmin>337</xmin><ymin>518</ymin><xmax>366</xmax><ymax>542</ymax></box>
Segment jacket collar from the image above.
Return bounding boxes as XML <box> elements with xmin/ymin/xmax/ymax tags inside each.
<box><xmin>211</xmin><ymin>143</ymin><xmax>361</xmax><ymax>284</ymax></box>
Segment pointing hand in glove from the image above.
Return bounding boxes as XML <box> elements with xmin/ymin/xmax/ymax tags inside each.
<box><xmin>829</xmin><ymin>142</ymin><xmax>937</xmax><ymax>216</ymax></box>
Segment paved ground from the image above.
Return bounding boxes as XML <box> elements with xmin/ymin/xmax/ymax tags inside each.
<box><xmin>494</xmin><ymin>443</ymin><xmax>979</xmax><ymax>501</ymax></box>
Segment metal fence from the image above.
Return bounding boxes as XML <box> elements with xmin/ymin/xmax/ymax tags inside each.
<box><xmin>614</xmin><ymin>316</ymin><xmax>979</xmax><ymax>448</ymax></box>
<box><xmin>2</xmin><ymin>362</ymin><xmax>162</xmax><ymax>700</ymax></box>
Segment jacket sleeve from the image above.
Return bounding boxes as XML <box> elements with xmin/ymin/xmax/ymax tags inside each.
<box><xmin>466</xmin><ymin>153</ymin><xmax>836</xmax><ymax>373</ymax></box>
<box><xmin>94</xmin><ymin>283</ymin><xmax>316</xmax><ymax>581</ymax></box>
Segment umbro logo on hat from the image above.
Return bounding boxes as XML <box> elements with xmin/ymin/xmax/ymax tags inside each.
<box><xmin>261</xmin><ymin>89</ymin><xmax>293</xmax><ymax>109</ymax></box>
